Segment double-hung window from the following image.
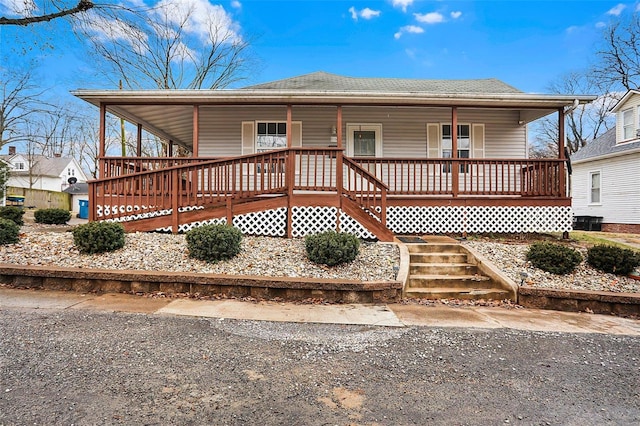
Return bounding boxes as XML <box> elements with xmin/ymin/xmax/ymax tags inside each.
<box><xmin>256</xmin><ymin>122</ymin><xmax>287</xmax><ymax>153</ymax></box>
<box><xmin>590</xmin><ymin>171</ymin><xmax>601</xmax><ymax>204</ymax></box>
<box><xmin>623</xmin><ymin>109</ymin><xmax>634</xmax><ymax>140</ymax></box>
<box><xmin>442</xmin><ymin>124</ymin><xmax>470</xmax><ymax>172</ymax></box>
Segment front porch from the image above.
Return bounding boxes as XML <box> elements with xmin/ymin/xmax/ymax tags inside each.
<box><xmin>90</xmin><ymin>147</ymin><xmax>571</xmax><ymax>241</ymax></box>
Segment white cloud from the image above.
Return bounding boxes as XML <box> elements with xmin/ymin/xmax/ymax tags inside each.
<box><xmin>414</xmin><ymin>12</ymin><xmax>444</xmax><ymax>24</ymax></box>
<box><xmin>0</xmin><ymin>0</ymin><xmax>36</xmax><ymax>16</ymax></box>
<box><xmin>154</xmin><ymin>0</ymin><xmax>242</xmax><ymax>45</ymax></box>
<box><xmin>360</xmin><ymin>7</ymin><xmax>381</xmax><ymax>19</ymax></box>
<box><xmin>392</xmin><ymin>0</ymin><xmax>414</xmax><ymax>13</ymax></box>
<box><xmin>231</xmin><ymin>0</ymin><xmax>241</xmax><ymax>9</ymax></box>
<box><xmin>607</xmin><ymin>3</ymin><xmax>626</xmax><ymax>16</ymax></box>
<box><xmin>566</xmin><ymin>25</ymin><xmax>579</xmax><ymax>34</ymax></box>
<box><xmin>595</xmin><ymin>21</ymin><xmax>606</xmax><ymax>28</ymax></box>
<box><xmin>637</xmin><ymin>3</ymin><xmax>640</xmax><ymax>12</ymax></box>
<box><xmin>349</xmin><ymin>6</ymin><xmax>381</xmax><ymax>21</ymax></box>
<box><xmin>394</xmin><ymin>25</ymin><xmax>424</xmax><ymax>39</ymax></box>
<box><xmin>450</xmin><ymin>11</ymin><xmax>462</xmax><ymax>19</ymax></box>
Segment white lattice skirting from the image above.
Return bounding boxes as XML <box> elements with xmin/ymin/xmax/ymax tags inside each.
<box><xmin>387</xmin><ymin>206</ymin><xmax>573</xmax><ymax>234</ymax></box>
<box><xmin>97</xmin><ymin>204</ymin><xmax>573</xmax><ymax>238</ymax></box>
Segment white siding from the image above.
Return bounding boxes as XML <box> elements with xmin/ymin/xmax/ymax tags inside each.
<box><xmin>616</xmin><ymin>94</ymin><xmax>640</xmax><ymax>143</ymax></box>
<box><xmin>572</xmin><ymin>152</ymin><xmax>640</xmax><ymax>224</ymax></box>
<box><xmin>197</xmin><ymin>106</ymin><xmax>527</xmax><ymax>158</ymax></box>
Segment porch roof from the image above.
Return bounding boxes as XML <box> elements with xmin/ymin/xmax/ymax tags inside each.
<box><xmin>72</xmin><ymin>72</ymin><xmax>596</xmax><ymax>150</ymax></box>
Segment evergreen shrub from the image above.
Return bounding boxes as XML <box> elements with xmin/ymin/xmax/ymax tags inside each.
<box><xmin>587</xmin><ymin>244</ymin><xmax>640</xmax><ymax>276</ymax></box>
<box><xmin>0</xmin><ymin>218</ymin><xmax>20</xmax><ymax>245</ymax></box>
<box><xmin>34</xmin><ymin>208</ymin><xmax>71</xmax><ymax>225</ymax></box>
<box><xmin>0</xmin><ymin>206</ymin><xmax>25</xmax><ymax>226</ymax></box>
<box><xmin>305</xmin><ymin>231</ymin><xmax>360</xmax><ymax>266</ymax></box>
<box><xmin>73</xmin><ymin>221</ymin><xmax>126</xmax><ymax>254</ymax></box>
<box><xmin>186</xmin><ymin>224</ymin><xmax>242</xmax><ymax>263</ymax></box>
<box><xmin>526</xmin><ymin>242</ymin><xmax>582</xmax><ymax>275</ymax></box>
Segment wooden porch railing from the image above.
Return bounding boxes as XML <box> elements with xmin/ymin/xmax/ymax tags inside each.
<box><xmin>101</xmin><ymin>156</ymin><xmax>220</xmax><ymax>179</ymax></box>
<box><xmin>352</xmin><ymin>157</ymin><xmax>566</xmax><ymax>197</ymax></box>
<box><xmin>91</xmin><ymin>148</ymin><xmax>388</xmax><ymax>227</ymax></box>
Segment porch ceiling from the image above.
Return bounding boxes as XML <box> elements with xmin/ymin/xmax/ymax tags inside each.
<box><xmin>73</xmin><ymin>89</ymin><xmax>597</xmax><ymax>148</ymax></box>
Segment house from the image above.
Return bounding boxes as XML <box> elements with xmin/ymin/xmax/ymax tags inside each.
<box><xmin>62</xmin><ymin>182</ymin><xmax>89</xmax><ymax>215</ymax></box>
<box><xmin>73</xmin><ymin>72</ymin><xmax>595</xmax><ymax>241</ymax></box>
<box><xmin>571</xmin><ymin>90</ymin><xmax>640</xmax><ymax>233</ymax></box>
<box><xmin>1</xmin><ymin>146</ymin><xmax>88</xmax><ymax>193</ymax></box>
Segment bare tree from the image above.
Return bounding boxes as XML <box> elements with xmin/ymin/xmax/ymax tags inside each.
<box><xmin>0</xmin><ymin>0</ymin><xmax>94</xmax><ymax>26</ymax></box>
<box><xmin>593</xmin><ymin>14</ymin><xmax>640</xmax><ymax>91</ymax></box>
<box><xmin>0</xmin><ymin>70</ymin><xmax>49</xmax><ymax>149</ymax></box>
<box><xmin>75</xmin><ymin>0</ymin><xmax>252</xmax><ymax>90</ymax></box>
<box><xmin>529</xmin><ymin>72</ymin><xmax>617</xmax><ymax>158</ymax></box>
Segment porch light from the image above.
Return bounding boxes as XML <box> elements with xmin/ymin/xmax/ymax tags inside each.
<box><xmin>331</xmin><ymin>125</ymin><xmax>337</xmax><ymax>136</ymax></box>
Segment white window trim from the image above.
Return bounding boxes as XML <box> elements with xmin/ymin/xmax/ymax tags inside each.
<box><xmin>589</xmin><ymin>170</ymin><xmax>602</xmax><ymax>205</ymax></box>
<box><xmin>622</xmin><ymin>108</ymin><xmax>635</xmax><ymax>141</ymax></box>
<box><xmin>255</xmin><ymin>121</ymin><xmax>288</xmax><ymax>153</ymax></box>
<box><xmin>345</xmin><ymin>123</ymin><xmax>383</xmax><ymax>157</ymax></box>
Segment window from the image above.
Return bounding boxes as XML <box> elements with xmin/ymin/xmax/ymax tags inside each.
<box><xmin>14</xmin><ymin>162</ymin><xmax>24</xmax><ymax>170</ymax></box>
<box><xmin>590</xmin><ymin>171</ymin><xmax>601</xmax><ymax>204</ymax></box>
<box><xmin>353</xmin><ymin>130</ymin><xmax>376</xmax><ymax>156</ymax></box>
<box><xmin>623</xmin><ymin>108</ymin><xmax>634</xmax><ymax>140</ymax></box>
<box><xmin>256</xmin><ymin>122</ymin><xmax>287</xmax><ymax>153</ymax></box>
<box><xmin>68</xmin><ymin>168</ymin><xmax>75</xmax><ymax>176</ymax></box>
<box><xmin>442</xmin><ymin>124</ymin><xmax>470</xmax><ymax>172</ymax></box>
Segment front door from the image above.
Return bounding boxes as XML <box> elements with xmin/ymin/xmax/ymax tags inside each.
<box><xmin>346</xmin><ymin>124</ymin><xmax>382</xmax><ymax>157</ymax></box>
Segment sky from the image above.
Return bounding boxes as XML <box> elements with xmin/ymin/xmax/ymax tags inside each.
<box><xmin>0</xmin><ymin>1</ymin><xmax>637</xmax><ymax>114</ymax></box>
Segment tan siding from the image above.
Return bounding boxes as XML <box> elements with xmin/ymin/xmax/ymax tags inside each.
<box><xmin>197</xmin><ymin>105</ymin><xmax>527</xmax><ymax>158</ymax></box>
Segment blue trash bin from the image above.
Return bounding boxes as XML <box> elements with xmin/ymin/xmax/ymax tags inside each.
<box><xmin>78</xmin><ymin>199</ymin><xmax>89</xmax><ymax>219</ymax></box>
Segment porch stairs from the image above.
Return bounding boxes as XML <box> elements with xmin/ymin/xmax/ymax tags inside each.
<box><xmin>403</xmin><ymin>237</ymin><xmax>513</xmax><ymax>300</ymax></box>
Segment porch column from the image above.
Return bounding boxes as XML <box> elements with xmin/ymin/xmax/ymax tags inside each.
<box><xmin>286</xmin><ymin>104</ymin><xmax>293</xmax><ymax>147</ymax></box>
<box><xmin>136</xmin><ymin>123</ymin><xmax>142</xmax><ymax>157</ymax></box>
<box><xmin>192</xmin><ymin>105</ymin><xmax>199</xmax><ymax>157</ymax></box>
<box><xmin>558</xmin><ymin>108</ymin><xmax>566</xmax><ymax>197</ymax></box>
<box><xmin>286</xmin><ymin>104</ymin><xmax>294</xmax><ymax>238</ymax></box>
<box><xmin>168</xmin><ymin>141</ymin><xmax>174</xmax><ymax>157</ymax></box>
<box><xmin>99</xmin><ymin>103</ymin><xmax>106</xmax><ymax>179</ymax></box>
<box><xmin>451</xmin><ymin>106</ymin><xmax>459</xmax><ymax>197</ymax></box>
<box><xmin>336</xmin><ymin>105</ymin><xmax>343</xmax><ymax>232</ymax></box>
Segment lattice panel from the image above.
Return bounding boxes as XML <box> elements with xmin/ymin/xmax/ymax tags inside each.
<box><xmin>233</xmin><ymin>208</ymin><xmax>287</xmax><ymax>237</ymax></box>
<box><xmin>339</xmin><ymin>212</ymin><xmax>376</xmax><ymax>240</ymax></box>
<box><xmin>177</xmin><ymin>217</ymin><xmax>227</xmax><ymax>234</ymax></box>
<box><xmin>291</xmin><ymin>206</ymin><xmax>337</xmax><ymax>237</ymax></box>
<box><xmin>387</xmin><ymin>206</ymin><xmax>573</xmax><ymax>234</ymax></box>
<box><xmin>96</xmin><ymin>205</ymin><xmax>171</xmax><ymax>222</ymax></box>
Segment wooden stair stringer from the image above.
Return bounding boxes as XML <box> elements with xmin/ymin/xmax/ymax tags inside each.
<box><xmin>340</xmin><ymin>197</ymin><xmax>394</xmax><ymax>242</ymax></box>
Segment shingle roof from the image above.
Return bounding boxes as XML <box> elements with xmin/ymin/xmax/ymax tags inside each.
<box><xmin>62</xmin><ymin>183</ymin><xmax>88</xmax><ymax>194</ymax></box>
<box><xmin>243</xmin><ymin>71</ymin><xmax>522</xmax><ymax>94</ymax></box>
<box><xmin>571</xmin><ymin>127</ymin><xmax>640</xmax><ymax>161</ymax></box>
<box><xmin>1</xmin><ymin>155</ymin><xmax>74</xmax><ymax>177</ymax></box>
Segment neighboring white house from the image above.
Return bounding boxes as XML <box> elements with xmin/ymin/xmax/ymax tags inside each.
<box><xmin>1</xmin><ymin>146</ymin><xmax>88</xmax><ymax>193</ymax></box>
<box><xmin>571</xmin><ymin>90</ymin><xmax>640</xmax><ymax>233</ymax></box>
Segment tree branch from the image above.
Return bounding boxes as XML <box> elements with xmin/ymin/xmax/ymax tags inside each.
<box><xmin>0</xmin><ymin>0</ymin><xmax>94</xmax><ymax>26</ymax></box>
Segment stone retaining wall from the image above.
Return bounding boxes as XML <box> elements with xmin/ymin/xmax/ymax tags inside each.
<box><xmin>519</xmin><ymin>286</ymin><xmax>640</xmax><ymax>317</ymax></box>
<box><xmin>0</xmin><ymin>264</ymin><xmax>402</xmax><ymax>303</ymax></box>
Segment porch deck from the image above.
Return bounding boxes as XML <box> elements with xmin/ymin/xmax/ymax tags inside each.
<box><xmin>90</xmin><ymin>148</ymin><xmax>570</xmax><ymax>240</ymax></box>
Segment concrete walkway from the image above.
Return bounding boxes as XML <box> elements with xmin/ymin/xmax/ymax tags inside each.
<box><xmin>2</xmin><ymin>287</ymin><xmax>640</xmax><ymax>335</ymax></box>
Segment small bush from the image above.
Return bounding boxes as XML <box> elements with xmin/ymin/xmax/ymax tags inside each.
<box><xmin>305</xmin><ymin>231</ymin><xmax>360</xmax><ymax>266</ymax></box>
<box><xmin>0</xmin><ymin>218</ymin><xmax>20</xmax><ymax>245</ymax></box>
<box><xmin>587</xmin><ymin>244</ymin><xmax>640</xmax><ymax>276</ymax></box>
<box><xmin>34</xmin><ymin>208</ymin><xmax>71</xmax><ymax>225</ymax></box>
<box><xmin>526</xmin><ymin>242</ymin><xmax>582</xmax><ymax>275</ymax></box>
<box><xmin>186</xmin><ymin>224</ymin><xmax>242</xmax><ymax>263</ymax></box>
<box><xmin>0</xmin><ymin>206</ymin><xmax>25</xmax><ymax>226</ymax></box>
<box><xmin>73</xmin><ymin>221</ymin><xmax>125</xmax><ymax>254</ymax></box>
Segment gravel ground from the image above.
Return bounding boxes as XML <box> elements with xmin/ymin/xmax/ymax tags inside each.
<box><xmin>1</xmin><ymin>309</ymin><xmax>639</xmax><ymax>425</ymax></box>
<box><xmin>2</xmin><ymin>225</ymin><xmax>639</xmax><ymax>293</ymax></box>
<box><xmin>464</xmin><ymin>240</ymin><xmax>640</xmax><ymax>294</ymax></box>
<box><xmin>1</xmin><ymin>226</ymin><xmax>399</xmax><ymax>282</ymax></box>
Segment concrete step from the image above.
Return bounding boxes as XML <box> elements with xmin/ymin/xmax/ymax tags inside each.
<box><xmin>407</xmin><ymin>274</ymin><xmax>493</xmax><ymax>289</ymax></box>
<box><xmin>409</xmin><ymin>263</ymin><xmax>479</xmax><ymax>276</ymax></box>
<box><xmin>406</xmin><ymin>244</ymin><xmax>464</xmax><ymax>254</ymax></box>
<box><xmin>404</xmin><ymin>287</ymin><xmax>512</xmax><ymax>300</ymax></box>
<box><xmin>410</xmin><ymin>253</ymin><xmax>469</xmax><ymax>264</ymax></box>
